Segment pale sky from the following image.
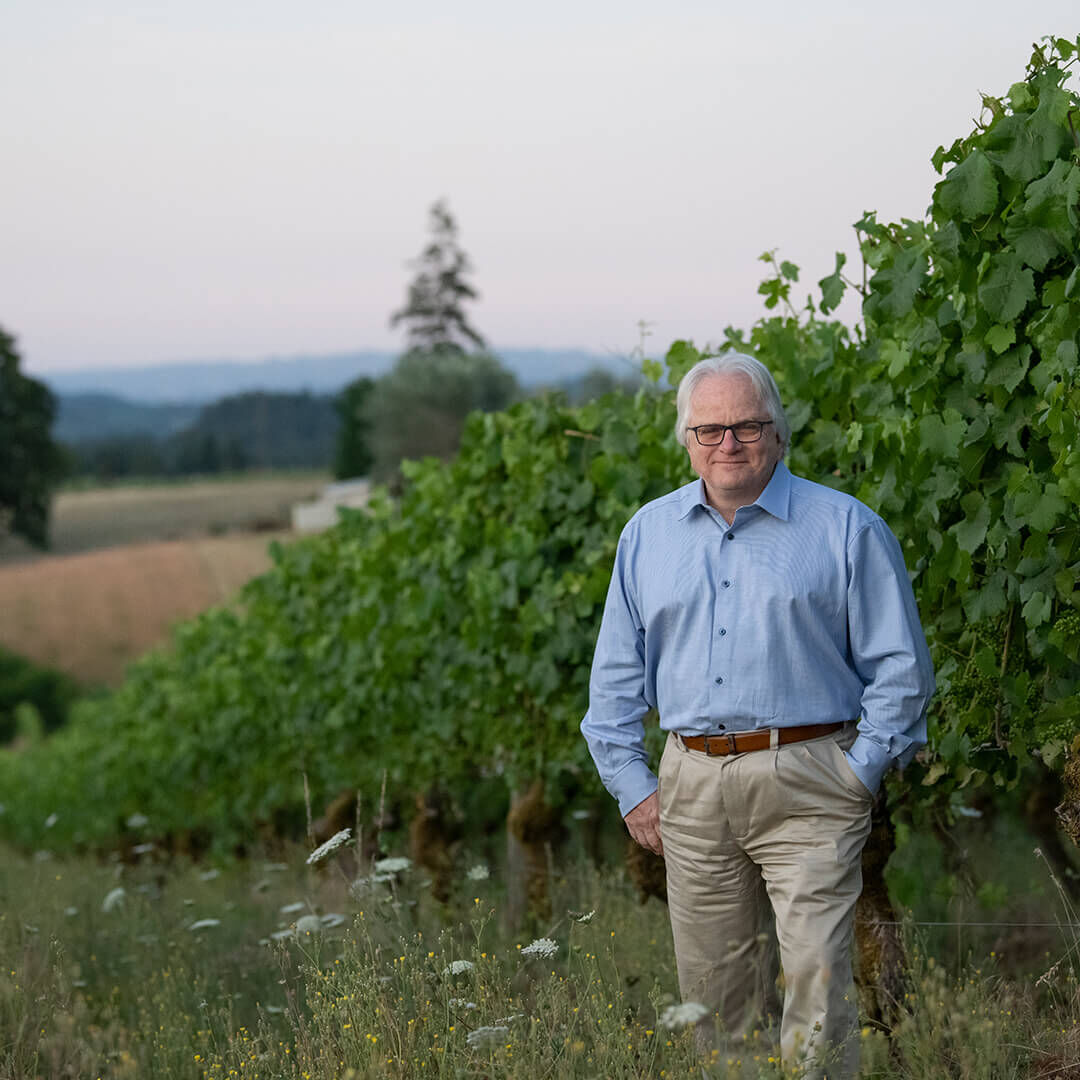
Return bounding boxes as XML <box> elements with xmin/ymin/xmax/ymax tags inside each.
<box><xmin>4</xmin><ymin>2</ymin><xmax>1077</xmax><ymax>375</ymax></box>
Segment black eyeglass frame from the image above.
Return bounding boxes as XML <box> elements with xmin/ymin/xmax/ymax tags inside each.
<box><xmin>687</xmin><ymin>420</ymin><xmax>775</xmax><ymax>446</ymax></box>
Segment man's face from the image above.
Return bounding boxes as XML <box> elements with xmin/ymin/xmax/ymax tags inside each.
<box><xmin>685</xmin><ymin>373</ymin><xmax>784</xmax><ymax>511</ymax></box>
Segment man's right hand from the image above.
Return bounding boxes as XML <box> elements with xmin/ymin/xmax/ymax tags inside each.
<box><xmin>624</xmin><ymin>791</ymin><xmax>663</xmax><ymax>856</ymax></box>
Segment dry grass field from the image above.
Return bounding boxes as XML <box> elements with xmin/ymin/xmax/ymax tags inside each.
<box><xmin>0</xmin><ymin>473</ymin><xmax>333</xmax><ymax>686</ymax></box>
<box><xmin>0</xmin><ymin>532</ymin><xmax>284</xmax><ymax>686</ymax></box>
<box><xmin>0</xmin><ymin>471</ymin><xmax>328</xmax><ymax>564</ymax></box>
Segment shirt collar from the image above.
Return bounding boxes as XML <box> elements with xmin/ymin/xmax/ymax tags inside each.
<box><xmin>676</xmin><ymin>460</ymin><xmax>792</xmax><ymax>522</ymax></box>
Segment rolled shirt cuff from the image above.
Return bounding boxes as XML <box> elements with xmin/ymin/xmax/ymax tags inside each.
<box><xmin>611</xmin><ymin>760</ymin><xmax>659</xmax><ymax>818</ymax></box>
<box><xmin>844</xmin><ymin>733</ymin><xmax>893</xmax><ymax>796</ymax></box>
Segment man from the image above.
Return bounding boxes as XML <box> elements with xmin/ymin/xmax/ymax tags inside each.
<box><xmin>580</xmin><ymin>352</ymin><xmax>934</xmax><ymax>1078</ymax></box>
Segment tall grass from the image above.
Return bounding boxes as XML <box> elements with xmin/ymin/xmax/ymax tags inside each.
<box><xmin>1</xmin><ymin>841</ymin><xmax>1077</xmax><ymax>1079</ymax></box>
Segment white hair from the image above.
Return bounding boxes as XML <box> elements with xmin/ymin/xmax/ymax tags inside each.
<box><xmin>674</xmin><ymin>352</ymin><xmax>791</xmax><ymax>449</ymax></box>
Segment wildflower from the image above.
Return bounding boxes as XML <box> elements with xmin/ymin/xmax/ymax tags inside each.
<box><xmin>466</xmin><ymin>1025</ymin><xmax>509</xmax><ymax>1049</ymax></box>
<box><xmin>64</xmin><ymin>906</ymin><xmax>78</xmax><ymax>918</ymax></box>
<box><xmin>443</xmin><ymin>960</ymin><xmax>475</xmax><ymax>976</ymax></box>
<box><xmin>307</xmin><ymin>829</ymin><xmax>352</xmax><ymax>865</ymax></box>
<box><xmin>448</xmin><ymin>998</ymin><xmax>477</xmax><ymax>1010</ymax></box>
<box><xmin>495</xmin><ymin>1013</ymin><xmax>524</xmax><ymax>1024</ymax></box>
<box><xmin>373</xmin><ymin>856</ymin><xmax>411</xmax><ymax>875</ymax></box>
<box><xmin>102</xmin><ymin>887</ymin><xmax>126</xmax><ymax>913</ymax></box>
<box><xmin>660</xmin><ymin>1001</ymin><xmax>709</xmax><ymax>1029</ymax></box>
<box><xmin>44</xmin><ymin>813</ymin><xmax>58</xmax><ymax>829</ymax></box>
<box><xmin>519</xmin><ymin>938</ymin><xmax>559</xmax><ymax>960</ymax></box>
<box><xmin>188</xmin><ymin>919</ymin><xmax>222</xmax><ymax>931</ymax></box>
<box><xmin>126</xmin><ymin>813</ymin><xmax>149</xmax><ymax>829</ymax></box>
<box><xmin>466</xmin><ymin>864</ymin><xmax>490</xmax><ymax>881</ymax></box>
<box><xmin>570</xmin><ymin>909</ymin><xmax>596</xmax><ymax>924</ymax></box>
<box><xmin>295</xmin><ymin>915</ymin><xmax>323</xmax><ymax>935</ymax></box>
<box><xmin>280</xmin><ymin>902</ymin><xmax>307</xmax><ymax>915</ymax></box>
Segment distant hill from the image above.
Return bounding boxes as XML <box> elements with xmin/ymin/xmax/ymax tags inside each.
<box><xmin>42</xmin><ymin>348</ymin><xmax>628</xmax><ymax>404</ymax></box>
<box><xmin>55</xmin><ymin>393</ymin><xmax>201</xmax><ymax>444</ymax></box>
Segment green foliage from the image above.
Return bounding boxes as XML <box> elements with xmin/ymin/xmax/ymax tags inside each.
<box><xmin>333</xmin><ymin>376</ymin><xmax>375</xmax><ymax>479</ymax></box>
<box><xmin>0</xmin><ymin>326</ymin><xmax>66</xmax><ymax>547</ymax></box>
<box><xmin>367</xmin><ymin>347</ymin><xmax>520</xmax><ymax>482</ymax></box>
<box><xmin>0</xmin><ymin>647</ymin><xmax>78</xmax><ymax>745</ymax></box>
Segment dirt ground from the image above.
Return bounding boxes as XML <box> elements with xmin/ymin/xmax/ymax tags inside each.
<box><xmin>0</xmin><ymin>533</ymin><xmax>285</xmax><ymax>687</ymax></box>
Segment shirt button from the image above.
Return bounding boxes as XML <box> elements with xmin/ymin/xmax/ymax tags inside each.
<box><xmin>718</xmin><ymin>628</ymin><xmax>727</xmax><ymax>636</ymax></box>
<box><xmin>714</xmin><ymin>676</ymin><xmax>724</xmax><ymax>684</ymax></box>
<box><xmin>721</xmin><ymin>579</ymin><xmax>731</xmax><ymax>588</ymax></box>
<box><xmin>726</xmin><ymin>532</ymin><xmax>735</xmax><ymax>540</ymax></box>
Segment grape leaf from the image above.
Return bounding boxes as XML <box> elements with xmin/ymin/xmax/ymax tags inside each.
<box><xmin>936</xmin><ymin>148</ymin><xmax>999</xmax><ymax>220</ymax></box>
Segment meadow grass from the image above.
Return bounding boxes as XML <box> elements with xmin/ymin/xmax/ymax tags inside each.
<box><xmin>1</xmin><ymin>840</ymin><xmax>1077</xmax><ymax>1079</ymax></box>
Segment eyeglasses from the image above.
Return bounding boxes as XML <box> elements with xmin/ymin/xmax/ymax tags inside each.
<box><xmin>687</xmin><ymin>420</ymin><xmax>775</xmax><ymax>446</ymax></box>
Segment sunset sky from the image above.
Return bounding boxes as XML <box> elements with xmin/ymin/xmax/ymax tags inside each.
<box><xmin>5</xmin><ymin>2</ymin><xmax>1077</xmax><ymax>377</ymax></box>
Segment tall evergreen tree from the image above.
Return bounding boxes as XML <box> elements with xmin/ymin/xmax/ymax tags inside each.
<box><xmin>0</xmin><ymin>327</ymin><xmax>65</xmax><ymax>548</ymax></box>
<box><xmin>389</xmin><ymin>200</ymin><xmax>486</xmax><ymax>353</ymax></box>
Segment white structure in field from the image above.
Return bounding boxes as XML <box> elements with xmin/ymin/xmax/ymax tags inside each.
<box><xmin>291</xmin><ymin>479</ymin><xmax>371</xmax><ymax>533</ymax></box>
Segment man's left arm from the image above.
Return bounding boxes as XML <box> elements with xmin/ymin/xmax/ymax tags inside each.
<box><xmin>845</xmin><ymin>517</ymin><xmax>936</xmax><ymax>795</ymax></box>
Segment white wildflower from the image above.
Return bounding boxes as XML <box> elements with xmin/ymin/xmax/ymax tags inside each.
<box><xmin>571</xmin><ymin>808</ymin><xmax>591</xmax><ymax>820</ymax></box>
<box><xmin>660</xmin><ymin>1001</ymin><xmax>710</xmax><ymax>1029</ymax></box>
<box><xmin>295</xmin><ymin>914</ymin><xmax>323</xmax><ymax>935</ymax></box>
<box><xmin>269</xmin><ymin>929</ymin><xmax>294</xmax><ymax>941</ymax></box>
<box><xmin>126</xmin><ymin>813</ymin><xmax>149</xmax><ymax>829</ymax></box>
<box><xmin>449</xmin><ymin>997</ymin><xmax>477</xmax><ymax>1010</ymax></box>
<box><xmin>571</xmin><ymin>909</ymin><xmax>596</xmax><ymax>924</ymax></box>
<box><xmin>279</xmin><ymin>901</ymin><xmax>307</xmax><ymax>915</ymax></box>
<box><xmin>102</xmin><ymin>887</ymin><xmax>126</xmax><ymax>913</ymax></box>
<box><xmin>44</xmin><ymin>813</ymin><xmax>58</xmax><ymax>829</ymax></box>
<box><xmin>466</xmin><ymin>1025</ymin><xmax>510</xmax><ymax>1049</ymax></box>
<box><xmin>64</xmin><ymin>906</ymin><xmax>78</xmax><ymax>918</ymax></box>
<box><xmin>443</xmin><ymin>960</ymin><xmax>475</xmax><ymax>976</ymax></box>
<box><xmin>306</xmin><ymin>828</ymin><xmax>352</xmax><ymax>865</ymax></box>
<box><xmin>495</xmin><ymin>1013</ymin><xmax>524</xmax><ymax>1024</ymax></box>
<box><xmin>131</xmin><ymin>842</ymin><xmax>155</xmax><ymax>855</ymax></box>
<box><xmin>466</xmin><ymin>864</ymin><xmax>490</xmax><ymax>881</ymax></box>
<box><xmin>519</xmin><ymin>937</ymin><xmax>558</xmax><ymax>960</ymax></box>
<box><xmin>264</xmin><ymin>1005</ymin><xmax>286</xmax><ymax>1014</ymax></box>
<box><xmin>373</xmin><ymin>856</ymin><xmax>411</xmax><ymax>875</ymax></box>
<box><xmin>188</xmin><ymin>919</ymin><xmax>221</xmax><ymax>931</ymax></box>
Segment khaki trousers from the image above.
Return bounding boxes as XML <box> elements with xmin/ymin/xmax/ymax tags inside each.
<box><xmin>658</xmin><ymin>726</ymin><xmax>873</xmax><ymax>1080</ymax></box>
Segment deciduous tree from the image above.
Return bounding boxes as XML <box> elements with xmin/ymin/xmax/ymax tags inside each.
<box><xmin>0</xmin><ymin>327</ymin><xmax>65</xmax><ymax>548</ymax></box>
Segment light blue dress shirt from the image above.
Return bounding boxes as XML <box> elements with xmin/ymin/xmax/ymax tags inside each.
<box><xmin>580</xmin><ymin>461</ymin><xmax>935</xmax><ymax>816</ymax></box>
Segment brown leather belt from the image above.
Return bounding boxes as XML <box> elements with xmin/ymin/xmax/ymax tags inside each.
<box><xmin>678</xmin><ymin>722</ymin><xmax>845</xmax><ymax>757</ymax></box>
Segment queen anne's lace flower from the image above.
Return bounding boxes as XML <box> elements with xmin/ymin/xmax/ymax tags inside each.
<box><xmin>519</xmin><ymin>937</ymin><xmax>558</xmax><ymax>960</ymax></box>
<box><xmin>466</xmin><ymin>1025</ymin><xmax>509</xmax><ymax>1048</ymax></box>
<box><xmin>466</xmin><ymin>864</ymin><xmax>490</xmax><ymax>881</ymax></box>
<box><xmin>373</xmin><ymin>856</ymin><xmax>411</xmax><ymax>874</ymax></box>
<box><xmin>443</xmin><ymin>959</ymin><xmax>475</xmax><ymax>975</ymax></box>
<box><xmin>306</xmin><ymin>829</ymin><xmax>352</xmax><ymax>865</ymax></box>
<box><xmin>660</xmin><ymin>1001</ymin><xmax>710</xmax><ymax>1029</ymax></box>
